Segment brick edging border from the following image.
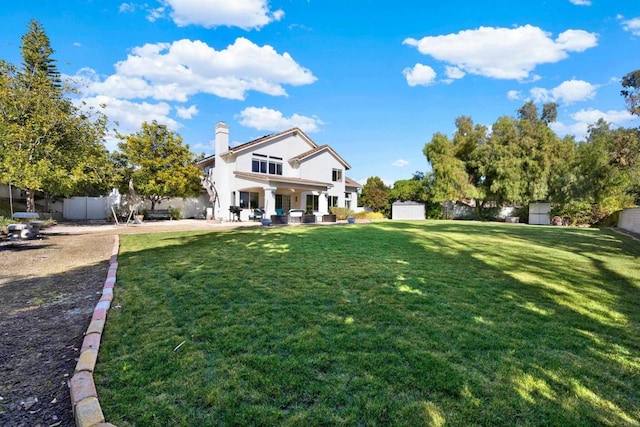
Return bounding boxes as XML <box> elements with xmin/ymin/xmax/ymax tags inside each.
<box><xmin>69</xmin><ymin>235</ymin><xmax>119</xmax><ymax>427</ymax></box>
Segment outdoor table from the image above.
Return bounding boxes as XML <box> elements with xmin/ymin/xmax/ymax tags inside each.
<box><xmin>288</xmin><ymin>209</ymin><xmax>305</xmax><ymax>223</ymax></box>
<box><xmin>11</xmin><ymin>212</ymin><xmax>41</xmax><ymax>238</ymax></box>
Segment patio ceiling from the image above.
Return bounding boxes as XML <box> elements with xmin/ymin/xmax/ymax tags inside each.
<box><xmin>234</xmin><ymin>171</ymin><xmax>332</xmax><ymax>192</ymax></box>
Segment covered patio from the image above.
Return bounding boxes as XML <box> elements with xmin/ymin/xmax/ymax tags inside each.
<box><xmin>231</xmin><ymin>171</ymin><xmax>336</xmax><ymax>223</ymax></box>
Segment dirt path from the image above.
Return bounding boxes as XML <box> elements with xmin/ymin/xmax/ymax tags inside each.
<box><xmin>0</xmin><ymin>220</ymin><xmax>249</xmax><ymax>426</ymax></box>
<box><xmin>0</xmin><ymin>232</ymin><xmax>113</xmax><ymax>427</ymax></box>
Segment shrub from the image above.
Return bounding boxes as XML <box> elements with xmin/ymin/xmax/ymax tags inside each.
<box><xmin>353</xmin><ymin>211</ymin><xmax>385</xmax><ymax>220</ymax></box>
<box><xmin>479</xmin><ymin>207</ymin><xmax>499</xmax><ymax>221</ymax></box>
<box><xmin>550</xmin><ymin>201</ymin><xmax>608</xmax><ymax>226</ymax></box>
<box><xmin>514</xmin><ymin>205</ymin><xmax>529</xmax><ymax>224</ymax></box>
<box><xmin>596</xmin><ymin>210</ymin><xmax>621</xmax><ymax>227</ymax></box>
<box><xmin>330</xmin><ymin>207</ymin><xmax>354</xmax><ymax>220</ymax></box>
<box><xmin>169</xmin><ymin>207</ymin><xmax>181</xmax><ymax>220</ymax></box>
<box><xmin>0</xmin><ymin>215</ymin><xmax>12</xmax><ymax>234</ymax></box>
<box><xmin>425</xmin><ymin>201</ymin><xmax>445</xmax><ymax>219</ymax></box>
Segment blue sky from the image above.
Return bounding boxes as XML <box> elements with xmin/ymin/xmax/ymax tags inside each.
<box><xmin>1</xmin><ymin>1</ymin><xmax>639</xmax><ymax>185</ymax></box>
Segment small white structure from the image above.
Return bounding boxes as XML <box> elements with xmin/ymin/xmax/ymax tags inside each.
<box><xmin>392</xmin><ymin>201</ymin><xmax>425</xmax><ymax>220</ymax></box>
<box><xmin>196</xmin><ymin>122</ymin><xmax>360</xmax><ymax>222</ymax></box>
<box><xmin>529</xmin><ymin>202</ymin><xmax>551</xmax><ymax>225</ymax></box>
<box><xmin>618</xmin><ymin>207</ymin><xmax>640</xmax><ymax>234</ymax></box>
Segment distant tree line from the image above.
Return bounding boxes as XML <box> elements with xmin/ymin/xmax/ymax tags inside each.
<box><xmin>360</xmin><ymin>78</ymin><xmax>640</xmax><ymax>225</ymax></box>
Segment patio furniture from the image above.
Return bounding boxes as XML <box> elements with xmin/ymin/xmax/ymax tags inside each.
<box><xmin>11</xmin><ymin>212</ymin><xmax>43</xmax><ymax>239</ymax></box>
<box><xmin>229</xmin><ymin>206</ymin><xmax>242</xmax><ymax>221</ymax></box>
<box><xmin>271</xmin><ymin>214</ymin><xmax>288</xmax><ymax>225</ymax></box>
<box><xmin>322</xmin><ymin>214</ymin><xmax>337</xmax><ymax>222</ymax></box>
<box><xmin>249</xmin><ymin>209</ymin><xmax>264</xmax><ymax>221</ymax></box>
<box><xmin>301</xmin><ymin>214</ymin><xmax>316</xmax><ymax>224</ymax></box>
<box><xmin>288</xmin><ymin>209</ymin><xmax>305</xmax><ymax>224</ymax></box>
<box><xmin>146</xmin><ymin>209</ymin><xmax>172</xmax><ymax>220</ymax></box>
<box><xmin>7</xmin><ymin>223</ymin><xmax>27</xmax><ymax>240</ymax></box>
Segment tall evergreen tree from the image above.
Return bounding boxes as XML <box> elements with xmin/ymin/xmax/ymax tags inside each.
<box><xmin>20</xmin><ymin>19</ymin><xmax>61</xmax><ymax>88</ymax></box>
<box><xmin>0</xmin><ymin>20</ymin><xmax>108</xmax><ymax>211</ymax></box>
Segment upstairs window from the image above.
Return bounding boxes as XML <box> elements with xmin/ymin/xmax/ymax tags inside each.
<box><xmin>252</xmin><ymin>158</ymin><xmax>267</xmax><ymax>173</ymax></box>
<box><xmin>252</xmin><ymin>154</ymin><xmax>282</xmax><ymax>175</ymax></box>
<box><xmin>332</xmin><ymin>168</ymin><xmax>342</xmax><ymax>182</ymax></box>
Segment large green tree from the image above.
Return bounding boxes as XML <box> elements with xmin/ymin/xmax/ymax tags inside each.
<box><xmin>0</xmin><ymin>20</ymin><xmax>109</xmax><ymax>211</ymax></box>
<box><xmin>359</xmin><ymin>176</ymin><xmax>391</xmax><ymax>216</ymax></box>
<box><xmin>423</xmin><ymin>102</ymin><xmax>570</xmax><ymax>211</ymax></box>
<box><xmin>423</xmin><ymin>132</ymin><xmax>472</xmax><ymax>203</ymax></box>
<box><xmin>116</xmin><ymin>120</ymin><xmax>202</xmax><ymax>210</ymax></box>
<box><xmin>621</xmin><ymin>69</ymin><xmax>640</xmax><ymax>117</ymax></box>
<box><xmin>572</xmin><ymin>120</ymin><xmax>640</xmax><ymax>207</ymax></box>
<box><xmin>390</xmin><ymin>174</ymin><xmax>428</xmax><ymax>202</ymax></box>
<box><xmin>476</xmin><ymin>102</ymin><xmax>570</xmax><ymax>205</ymax></box>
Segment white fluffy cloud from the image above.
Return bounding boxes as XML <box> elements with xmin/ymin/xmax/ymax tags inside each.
<box><xmin>175</xmin><ymin>105</ymin><xmax>198</xmax><ymax>119</ymax></box>
<box><xmin>530</xmin><ymin>79</ymin><xmax>597</xmax><ymax>104</ymax></box>
<box><xmin>621</xmin><ymin>17</ymin><xmax>640</xmax><ymax>36</ymax></box>
<box><xmin>237</xmin><ymin>107</ymin><xmax>325</xmax><ymax>133</ymax></box>
<box><xmin>81</xmin><ymin>95</ymin><xmax>178</xmax><ymax>131</ymax></box>
<box><xmin>160</xmin><ymin>0</ymin><xmax>284</xmax><ymax>30</ymax></box>
<box><xmin>392</xmin><ymin>159</ymin><xmax>409</xmax><ymax>167</ymax></box>
<box><xmin>70</xmin><ymin>37</ymin><xmax>316</xmax><ymax>148</ymax></box>
<box><xmin>403</xmin><ymin>25</ymin><xmax>597</xmax><ymax>81</ymax></box>
<box><xmin>445</xmin><ymin>66</ymin><xmax>465</xmax><ymax>80</ymax></box>
<box><xmin>403</xmin><ymin>63</ymin><xmax>437</xmax><ymax>86</ymax></box>
<box><xmin>569</xmin><ymin>0</ymin><xmax>591</xmax><ymax>6</ymax></box>
<box><xmin>507</xmin><ymin>90</ymin><xmax>522</xmax><ymax>100</ymax></box>
<box><xmin>551</xmin><ymin>108</ymin><xmax>637</xmax><ymax>141</ymax></box>
<box><xmin>76</xmin><ymin>95</ymin><xmax>181</xmax><ymax>151</ymax></box>
<box><xmin>80</xmin><ymin>38</ymin><xmax>316</xmax><ymax>102</ymax></box>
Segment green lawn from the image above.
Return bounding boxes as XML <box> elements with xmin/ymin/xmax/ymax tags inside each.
<box><xmin>95</xmin><ymin>221</ymin><xmax>640</xmax><ymax>426</ymax></box>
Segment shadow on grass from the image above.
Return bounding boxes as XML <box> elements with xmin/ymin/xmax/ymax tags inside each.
<box><xmin>97</xmin><ymin>221</ymin><xmax>640</xmax><ymax>426</ymax></box>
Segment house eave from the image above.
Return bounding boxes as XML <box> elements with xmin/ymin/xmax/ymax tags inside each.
<box><xmin>234</xmin><ymin>171</ymin><xmax>333</xmax><ymax>191</ymax></box>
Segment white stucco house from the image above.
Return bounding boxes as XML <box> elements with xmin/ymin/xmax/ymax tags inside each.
<box><xmin>196</xmin><ymin>122</ymin><xmax>360</xmax><ymax>222</ymax></box>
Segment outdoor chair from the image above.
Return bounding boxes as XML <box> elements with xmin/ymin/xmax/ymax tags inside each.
<box><xmin>250</xmin><ymin>209</ymin><xmax>264</xmax><ymax>221</ymax></box>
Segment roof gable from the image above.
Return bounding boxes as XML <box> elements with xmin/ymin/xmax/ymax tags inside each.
<box><xmin>291</xmin><ymin>144</ymin><xmax>351</xmax><ymax>170</ymax></box>
<box><xmin>224</xmin><ymin>128</ymin><xmax>317</xmax><ymax>156</ymax></box>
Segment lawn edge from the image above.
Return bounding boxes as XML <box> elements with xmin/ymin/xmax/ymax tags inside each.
<box><xmin>70</xmin><ymin>234</ymin><xmax>119</xmax><ymax>427</ymax></box>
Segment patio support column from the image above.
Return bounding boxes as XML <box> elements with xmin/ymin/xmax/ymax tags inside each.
<box><xmin>319</xmin><ymin>191</ymin><xmax>329</xmax><ymax>214</ymax></box>
<box><xmin>263</xmin><ymin>186</ymin><xmax>277</xmax><ymax>217</ymax></box>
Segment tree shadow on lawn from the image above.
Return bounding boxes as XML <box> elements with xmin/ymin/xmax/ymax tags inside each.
<box><xmin>379</xmin><ymin>221</ymin><xmax>640</xmax><ymax>424</ymax></box>
<box><xmin>100</xmin><ymin>223</ymin><xmax>639</xmax><ymax>426</ymax></box>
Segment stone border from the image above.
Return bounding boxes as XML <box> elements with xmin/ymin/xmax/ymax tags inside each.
<box><xmin>69</xmin><ymin>235</ymin><xmax>119</xmax><ymax>427</ymax></box>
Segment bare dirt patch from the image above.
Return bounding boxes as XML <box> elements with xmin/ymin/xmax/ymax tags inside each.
<box><xmin>0</xmin><ymin>232</ymin><xmax>113</xmax><ymax>427</ymax></box>
<box><xmin>0</xmin><ymin>220</ymin><xmax>242</xmax><ymax>426</ymax></box>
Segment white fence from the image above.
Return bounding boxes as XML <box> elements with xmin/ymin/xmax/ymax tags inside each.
<box><xmin>61</xmin><ymin>194</ymin><xmax>210</xmax><ymax>220</ymax></box>
<box><xmin>618</xmin><ymin>207</ymin><xmax>640</xmax><ymax>234</ymax></box>
<box><xmin>63</xmin><ymin>197</ymin><xmax>112</xmax><ymax>220</ymax></box>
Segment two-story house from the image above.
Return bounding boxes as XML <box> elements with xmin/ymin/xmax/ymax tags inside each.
<box><xmin>197</xmin><ymin>122</ymin><xmax>360</xmax><ymax>221</ymax></box>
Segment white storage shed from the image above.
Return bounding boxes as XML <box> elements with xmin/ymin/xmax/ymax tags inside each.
<box><xmin>392</xmin><ymin>201</ymin><xmax>425</xmax><ymax>220</ymax></box>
